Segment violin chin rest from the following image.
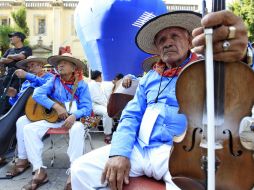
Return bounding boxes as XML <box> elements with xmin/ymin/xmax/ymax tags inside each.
<box><xmin>172</xmin><ymin>176</ymin><xmax>205</xmax><ymax>190</ymax></box>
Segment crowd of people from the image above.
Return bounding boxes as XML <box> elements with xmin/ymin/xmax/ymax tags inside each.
<box><xmin>0</xmin><ymin>8</ymin><xmax>253</xmax><ymax>190</ymax></box>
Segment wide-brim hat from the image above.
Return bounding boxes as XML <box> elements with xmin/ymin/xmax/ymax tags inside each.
<box><xmin>142</xmin><ymin>55</ymin><xmax>160</xmax><ymax>73</ymax></box>
<box><xmin>47</xmin><ymin>53</ymin><xmax>84</xmax><ymax>70</ymax></box>
<box><xmin>16</xmin><ymin>56</ymin><xmax>47</xmax><ymax>70</ymax></box>
<box><xmin>135</xmin><ymin>11</ymin><xmax>202</xmax><ymax>54</ymax></box>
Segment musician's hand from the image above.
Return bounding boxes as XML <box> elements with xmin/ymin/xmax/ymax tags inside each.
<box><xmin>122</xmin><ymin>77</ymin><xmax>132</xmax><ymax>88</ymax></box>
<box><xmin>7</xmin><ymin>87</ymin><xmax>17</xmax><ymax>97</ymax></box>
<box><xmin>15</xmin><ymin>69</ymin><xmax>27</xmax><ymax>78</ymax></box>
<box><xmin>101</xmin><ymin>156</ymin><xmax>130</xmax><ymax>190</ymax></box>
<box><xmin>62</xmin><ymin>114</ymin><xmax>76</xmax><ymax>128</ymax></box>
<box><xmin>192</xmin><ymin>10</ymin><xmax>248</xmax><ymax>62</ymax></box>
<box><xmin>52</xmin><ymin>103</ymin><xmax>68</xmax><ymax>120</ymax></box>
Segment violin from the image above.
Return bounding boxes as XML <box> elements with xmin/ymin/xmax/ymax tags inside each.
<box><xmin>169</xmin><ymin>0</ymin><xmax>254</xmax><ymax>189</ymax></box>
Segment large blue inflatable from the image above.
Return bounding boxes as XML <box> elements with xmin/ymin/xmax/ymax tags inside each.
<box><xmin>74</xmin><ymin>0</ymin><xmax>167</xmax><ymax>80</ymax></box>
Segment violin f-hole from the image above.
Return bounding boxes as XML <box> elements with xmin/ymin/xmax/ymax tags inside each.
<box><xmin>223</xmin><ymin>129</ymin><xmax>243</xmax><ymax>157</ymax></box>
<box><xmin>183</xmin><ymin>127</ymin><xmax>203</xmax><ymax>152</ymax></box>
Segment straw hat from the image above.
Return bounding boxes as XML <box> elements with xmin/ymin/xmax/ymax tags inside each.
<box><xmin>16</xmin><ymin>56</ymin><xmax>47</xmax><ymax>70</ymax></box>
<box><xmin>142</xmin><ymin>55</ymin><xmax>160</xmax><ymax>73</ymax></box>
<box><xmin>47</xmin><ymin>53</ymin><xmax>84</xmax><ymax>70</ymax></box>
<box><xmin>135</xmin><ymin>11</ymin><xmax>202</xmax><ymax>54</ymax></box>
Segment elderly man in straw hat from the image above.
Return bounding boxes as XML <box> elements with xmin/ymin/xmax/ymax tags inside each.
<box><xmin>19</xmin><ymin>53</ymin><xmax>92</xmax><ymax>190</ymax></box>
<box><xmin>70</xmin><ymin>10</ymin><xmax>249</xmax><ymax>190</ymax></box>
<box><xmin>2</xmin><ymin>56</ymin><xmax>53</xmax><ymax>172</ymax></box>
<box><xmin>7</xmin><ymin>56</ymin><xmax>53</xmax><ymax>106</ymax></box>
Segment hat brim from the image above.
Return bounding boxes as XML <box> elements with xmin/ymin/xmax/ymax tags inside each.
<box><xmin>16</xmin><ymin>58</ymin><xmax>48</xmax><ymax>70</ymax></box>
<box><xmin>47</xmin><ymin>55</ymin><xmax>84</xmax><ymax>70</ymax></box>
<box><xmin>142</xmin><ymin>56</ymin><xmax>160</xmax><ymax>73</ymax></box>
<box><xmin>135</xmin><ymin>11</ymin><xmax>202</xmax><ymax>54</ymax></box>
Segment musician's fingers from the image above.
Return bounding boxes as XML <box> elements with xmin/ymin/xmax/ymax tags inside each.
<box><xmin>212</xmin><ymin>25</ymin><xmax>229</xmax><ymax>42</ymax></box>
<box><xmin>213</xmin><ymin>51</ymin><xmax>246</xmax><ymax>62</ymax></box>
<box><xmin>108</xmin><ymin>168</ymin><xmax>117</xmax><ymax>190</ymax></box>
<box><xmin>192</xmin><ymin>45</ymin><xmax>205</xmax><ymax>55</ymax></box>
<box><xmin>192</xmin><ymin>32</ymin><xmax>205</xmax><ymax>48</ymax></box>
<box><xmin>201</xmin><ymin>10</ymin><xmax>240</xmax><ymax>28</ymax></box>
<box><xmin>101</xmin><ymin>165</ymin><xmax>108</xmax><ymax>184</ymax></box>
<box><xmin>59</xmin><ymin>113</ymin><xmax>68</xmax><ymax>120</ymax></box>
<box><xmin>193</xmin><ymin>25</ymin><xmax>230</xmax><ymax>47</ymax></box>
<box><xmin>192</xmin><ymin>27</ymin><xmax>204</xmax><ymax>38</ymax></box>
<box><xmin>213</xmin><ymin>39</ymin><xmax>246</xmax><ymax>56</ymax></box>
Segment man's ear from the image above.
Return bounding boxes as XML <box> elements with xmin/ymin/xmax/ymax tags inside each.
<box><xmin>189</xmin><ymin>35</ymin><xmax>194</xmax><ymax>49</ymax></box>
<box><xmin>72</xmin><ymin>65</ymin><xmax>77</xmax><ymax>72</ymax></box>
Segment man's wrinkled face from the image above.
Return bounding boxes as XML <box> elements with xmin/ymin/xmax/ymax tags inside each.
<box><xmin>26</xmin><ymin>62</ymin><xmax>43</xmax><ymax>74</ymax></box>
<box><xmin>57</xmin><ymin>60</ymin><xmax>76</xmax><ymax>75</ymax></box>
<box><xmin>154</xmin><ymin>27</ymin><xmax>192</xmax><ymax>67</ymax></box>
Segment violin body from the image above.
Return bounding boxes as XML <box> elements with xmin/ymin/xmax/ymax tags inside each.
<box><xmin>169</xmin><ymin>60</ymin><xmax>254</xmax><ymax>190</ymax></box>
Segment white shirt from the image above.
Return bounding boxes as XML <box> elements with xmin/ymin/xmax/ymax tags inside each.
<box><xmin>88</xmin><ymin>80</ymin><xmax>108</xmax><ymax>107</ymax></box>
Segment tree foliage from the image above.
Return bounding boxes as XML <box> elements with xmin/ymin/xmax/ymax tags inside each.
<box><xmin>11</xmin><ymin>6</ymin><xmax>29</xmax><ymax>36</ymax></box>
<box><xmin>228</xmin><ymin>0</ymin><xmax>254</xmax><ymax>41</ymax></box>
<box><xmin>0</xmin><ymin>7</ymin><xmax>30</xmax><ymax>55</ymax></box>
<box><xmin>0</xmin><ymin>25</ymin><xmax>14</xmax><ymax>56</ymax></box>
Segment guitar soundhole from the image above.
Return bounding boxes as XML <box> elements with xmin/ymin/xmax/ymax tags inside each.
<box><xmin>45</xmin><ymin>108</ymin><xmax>53</xmax><ymax>115</ymax></box>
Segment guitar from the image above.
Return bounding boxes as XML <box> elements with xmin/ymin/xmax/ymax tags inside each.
<box><xmin>25</xmin><ymin>95</ymin><xmax>59</xmax><ymax>123</ymax></box>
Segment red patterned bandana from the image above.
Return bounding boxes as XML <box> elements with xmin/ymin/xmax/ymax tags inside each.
<box><xmin>153</xmin><ymin>53</ymin><xmax>199</xmax><ymax>77</ymax></box>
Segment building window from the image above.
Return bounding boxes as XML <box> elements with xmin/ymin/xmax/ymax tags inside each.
<box><xmin>38</xmin><ymin>18</ymin><xmax>46</xmax><ymax>34</ymax></box>
<box><xmin>0</xmin><ymin>18</ymin><xmax>9</xmax><ymax>26</ymax></box>
<box><xmin>34</xmin><ymin>16</ymin><xmax>46</xmax><ymax>35</ymax></box>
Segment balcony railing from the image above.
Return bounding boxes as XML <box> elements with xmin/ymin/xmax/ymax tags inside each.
<box><xmin>0</xmin><ymin>1</ymin><xmax>12</xmax><ymax>8</ymax></box>
<box><xmin>63</xmin><ymin>1</ymin><xmax>78</xmax><ymax>8</ymax></box>
<box><xmin>25</xmin><ymin>1</ymin><xmax>52</xmax><ymax>8</ymax></box>
<box><xmin>166</xmin><ymin>4</ymin><xmax>198</xmax><ymax>11</ymax></box>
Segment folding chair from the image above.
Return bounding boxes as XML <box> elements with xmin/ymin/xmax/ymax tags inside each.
<box><xmin>45</xmin><ymin>127</ymin><xmax>69</xmax><ymax>167</ymax></box>
<box><xmin>45</xmin><ymin>124</ymin><xmax>93</xmax><ymax>167</ymax></box>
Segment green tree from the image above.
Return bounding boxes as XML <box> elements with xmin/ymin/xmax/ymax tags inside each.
<box><xmin>228</xmin><ymin>0</ymin><xmax>254</xmax><ymax>41</ymax></box>
<box><xmin>0</xmin><ymin>25</ymin><xmax>14</xmax><ymax>56</ymax></box>
<box><xmin>0</xmin><ymin>6</ymin><xmax>30</xmax><ymax>56</ymax></box>
<box><xmin>11</xmin><ymin>6</ymin><xmax>29</xmax><ymax>36</ymax></box>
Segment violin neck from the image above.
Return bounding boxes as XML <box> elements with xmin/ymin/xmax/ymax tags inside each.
<box><xmin>212</xmin><ymin>0</ymin><xmax>225</xmax><ymax>12</ymax></box>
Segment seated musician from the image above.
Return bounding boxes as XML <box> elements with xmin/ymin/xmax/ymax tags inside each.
<box><xmin>7</xmin><ymin>56</ymin><xmax>53</xmax><ymax>105</ymax></box>
<box><xmin>70</xmin><ymin>10</ymin><xmax>250</xmax><ymax>190</ymax></box>
<box><xmin>3</xmin><ymin>56</ymin><xmax>52</xmax><ymax>171</ymax></box>
<box><xmin>14</xmin><ymin>53</ymin><xmax>92</xmax><ymax>190</ymax></box>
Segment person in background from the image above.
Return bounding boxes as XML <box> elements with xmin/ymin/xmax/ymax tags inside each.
<box><xmin>111</xmin><ymin>73</ymin><xmax>124</xmax><ymax>92</ymax></box>
<box><xmin>70</xmin><ymin>10</ymin><xmax>250</xmax><ymax>190</ymax></box>
<box><xmin>0</xmin><ymin>32</ymin><xmax>32</xmax><ymax>114</ymax></box>
<box><xmin>19</xmin><ymin>53</ymin><xmax>92</xmax><ymax>190</ymax></box>
<box><xmin>7</xmin><ymin>56</ymin><xmax>53</xmax><ymax>105</ymax></box>
<box><xmin>88</xmin><ymin>70</ymin><xmax>113</xmax><ymax>144</ymax></box>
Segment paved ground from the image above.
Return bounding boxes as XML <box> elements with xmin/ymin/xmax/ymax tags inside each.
<box><xmin>0</xmin><ymin>132</ymin><xmax>106</xmax><ymax>190</ymax></box>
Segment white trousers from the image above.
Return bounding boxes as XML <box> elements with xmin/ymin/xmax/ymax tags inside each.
<box><xmin>16</xmin><ymin>115</ymin><xmax>85</xmax><ymax>171</ymax></box>
<box><xmin>93</xmin><ymin>104</ymin><xmax>113</xmax><ymax>135</ymax></box>
<box><xmin>71</xmin><ymin>144</ymin><xmax>181</xmax><ymax>190</ymax></box>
